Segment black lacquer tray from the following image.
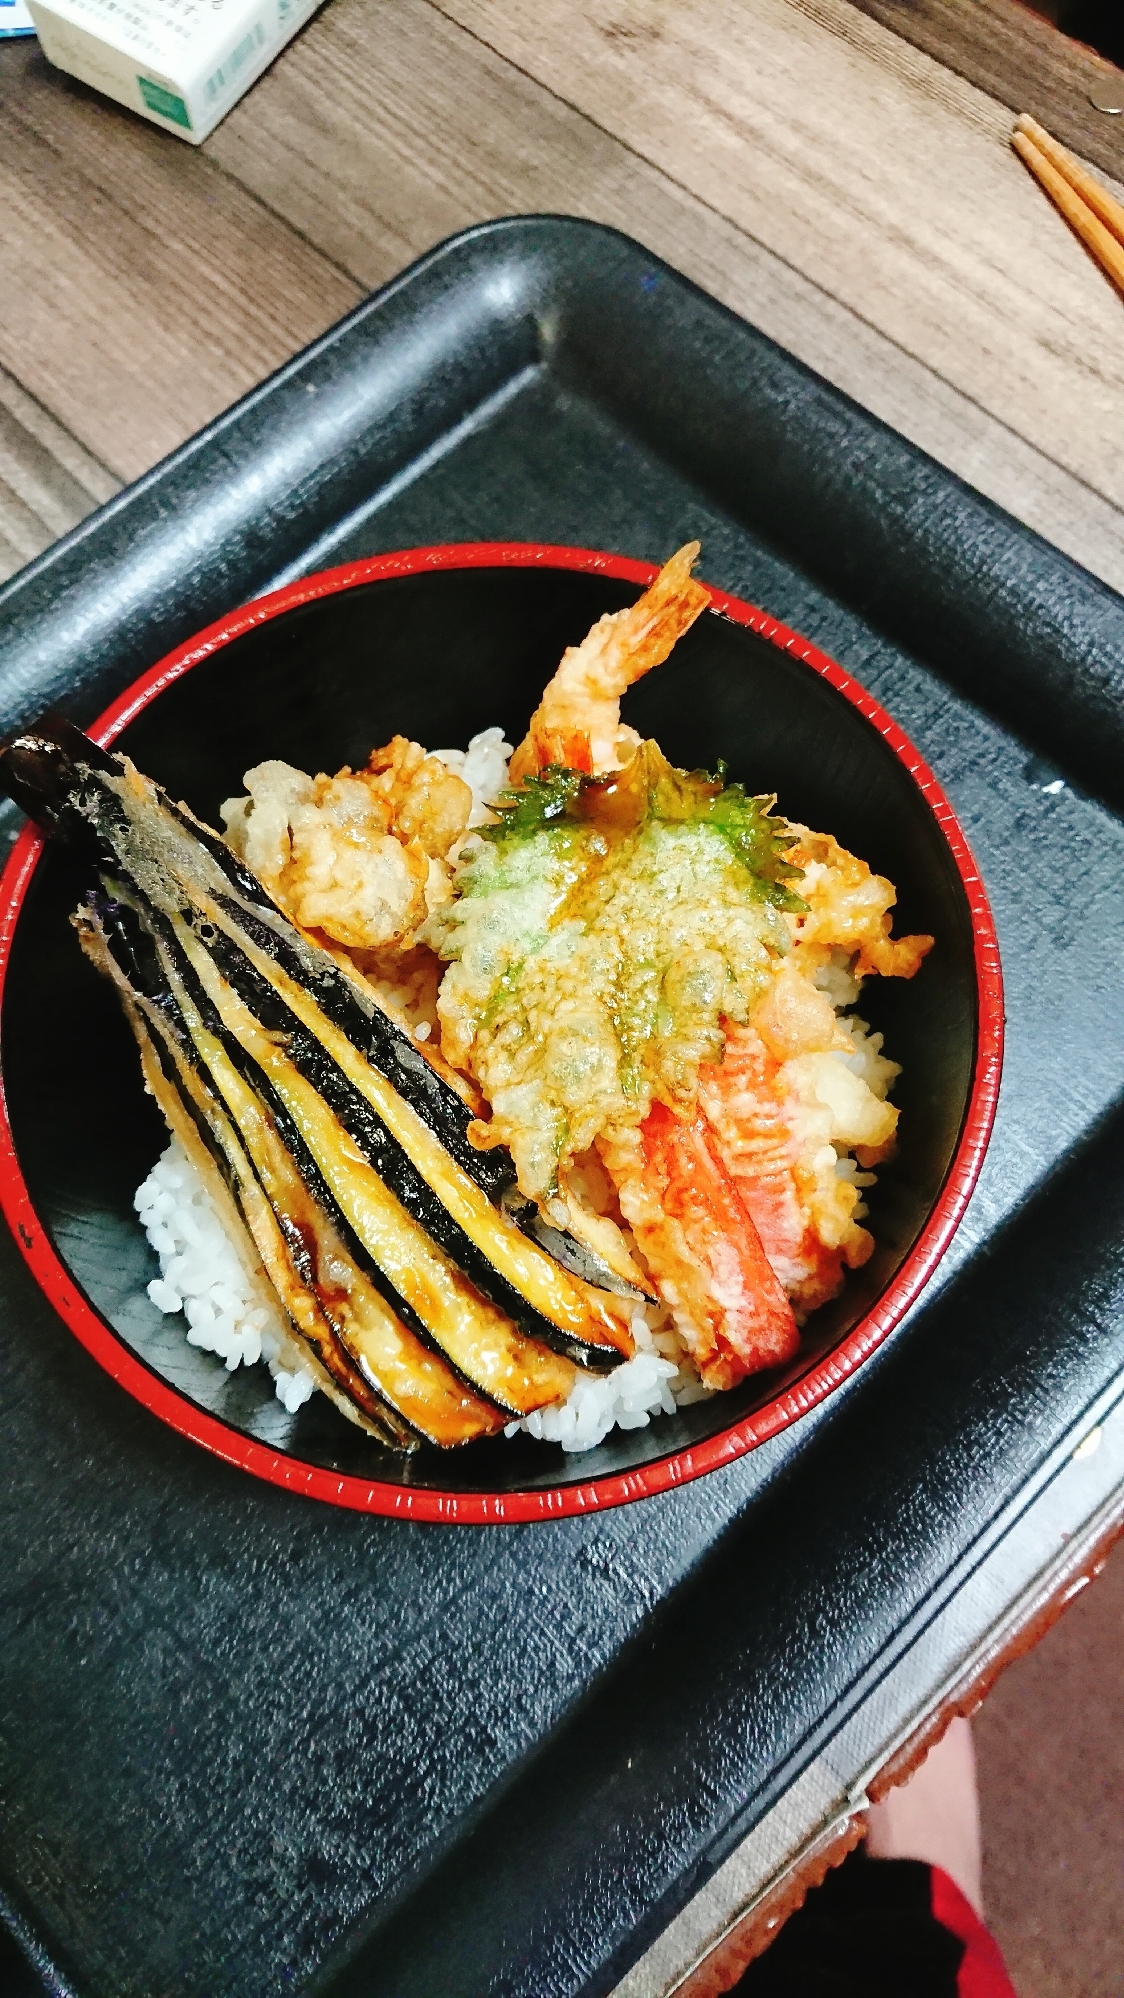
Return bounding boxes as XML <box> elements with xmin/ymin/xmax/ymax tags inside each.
<box><xmin>1</xmin><ymin>218</ymin><xmax>1122</xmax><ymax>1998</ymax></box>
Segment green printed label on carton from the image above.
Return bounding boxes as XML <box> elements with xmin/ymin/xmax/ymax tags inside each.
<box><xmin>204</xmin><ymin>20</ymin><xmax>265</xmax><ymax>102</ymax></box>
<box><xmin>137</xmin><ymin>75</ymin><xmax>191</xmax><ymax>127</ymax></box>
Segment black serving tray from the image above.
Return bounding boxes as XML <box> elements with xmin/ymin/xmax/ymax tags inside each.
<box><xmin>1</xmin><ymin>218</ymin><xmax>1122</xmax><ymax>1998</ymax></box>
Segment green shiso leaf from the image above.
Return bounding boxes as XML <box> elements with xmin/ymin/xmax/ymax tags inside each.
<box><xmin>486</xmin><ymin>746</ymin><xmax>806</xmax><ymax>911</ymax></box>
<box><xmin>485</xmin><ymin>765</ymin><xmax>587</xmax><ymax>835</ymax></box>
<box><xmin>696</xmin><ymin>781</ymin><xmax>807</xmax><ymax>911</ymax></box>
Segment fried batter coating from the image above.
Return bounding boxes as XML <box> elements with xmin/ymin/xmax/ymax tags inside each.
<box><xmin>785</xmin><ymin>827</ymin><xmax>933</xmax><ymax>980</ymax></box>
<box><xmin>362</xmin><ymin>735</ymin><xmax>476</xmax><ymax>858</ymax></box>
<box><xmin>429</xmin><ymin>792</ymin><xmax>788</xmax><ymax>1199</ymax></box>
<box><xmin>508</xmin><ymin>542</ymin><xmax>711</xmax><ymax>781</ymax></box>
<box><xmin>221</xmin><ymin>741</ymin><xmax>472</xmax><ymax>953</ymax></box>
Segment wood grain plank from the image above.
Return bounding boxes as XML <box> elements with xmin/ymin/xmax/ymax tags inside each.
<box><xmin>847</xmin><ymin>0</ymin><xmax>1124</xmax><ymax>183</ymax></box>
<box><xmin>6</xmin><ymin>0</ymin><xmax>1124</xmax><ymax>592</ymax></box>
<box><xmin>434</xmin><ymin>0</ymin><xmax>1124</xmax><ymax>512</ymax></box>
<box><xmin>0</xmin><ymin>364</ymin><xmax>120</xmax><ymax>584</ymax></box>
<box><xmin>204</xmin><ymin>0</ymin><xmax>687</xmax><ymax>290</ymax></box>
<box><xmin>202</xmin><ymin>0</ymin><xmax>1124</xmax><ymax>590</ymax></box>
<box><xmin>0</xmin><ymin>40</ymin><xmax>361</xmax><ymax>480</ymax></box>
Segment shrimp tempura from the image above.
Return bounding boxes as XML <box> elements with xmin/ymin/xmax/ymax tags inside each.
<box><xmin>508</xmin><ymin>541</ymin><xmax>711</xmax><ymax>781</ymax></box>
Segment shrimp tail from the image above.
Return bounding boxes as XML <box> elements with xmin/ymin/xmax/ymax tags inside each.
<box><xmin>510</xmin><ymin>542</ymin><xmax>711</xmax><ymax>782</ymax></box>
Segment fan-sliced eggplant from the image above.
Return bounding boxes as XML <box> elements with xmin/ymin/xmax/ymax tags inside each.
<box><xmin>81</xmin><ymin>902</ymin><xmax>513</xmax><ymax>1448</ymax></box>
<box><xmin>159</xmin><ymin>919</ymin><xmax>583</xmax><ymax>1416</ymax></box>
<box><xmin>3</xmin><ymin>724</ymin><xmax>639</xmax><ymax>1314</ymax></box>
<box><xmin>0</xmin><ymin>719</ymin><xmax>638</xmax><ymax>1448</ymax></box>
<box><xmin>192</xmin><ymin>911</ymin><xmax>638</xmax><ymax>1355</ymax></box>
<box><xmin>93</xmin><ymin>941</ymin><xmax>413</xmax><ymax>1446</ymax></box>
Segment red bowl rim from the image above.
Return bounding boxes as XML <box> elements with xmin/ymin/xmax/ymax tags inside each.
<box><xmin>0</xmin><ymin>543</ymin><xmax>1003</xmax><ymax>1523</ymax></box>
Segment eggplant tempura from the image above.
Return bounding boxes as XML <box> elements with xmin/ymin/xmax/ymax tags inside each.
<box><xmin>1</xmin><ymin>543</ymin><xmax>932</xmax><ymax>1448</ymax></box>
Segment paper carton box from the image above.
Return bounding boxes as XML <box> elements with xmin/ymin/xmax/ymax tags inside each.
<box><xmin>26</xmin><ymin>0</ymin><xmax>322</xmax><ymax>143</ymax></box>
<box><xmin>1</xmin><ymin>2</ymin><xmax>37</xmax><ymax>40</ymax></box>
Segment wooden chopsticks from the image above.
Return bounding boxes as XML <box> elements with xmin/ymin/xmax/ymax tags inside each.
<box><xmin>1012</xmin><ymin>113</ymin><xmax>1124</xmax><ymax>297</ymax></box>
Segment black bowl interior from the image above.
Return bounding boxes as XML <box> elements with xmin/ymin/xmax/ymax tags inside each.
<box><xmin>1</xmin><ymin>566</ymin><xmax>977</xmax><ymax>1494</ymax></box>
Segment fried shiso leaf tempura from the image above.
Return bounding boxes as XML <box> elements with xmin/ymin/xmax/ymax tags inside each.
<box><xmin>0</xmin><ymin>541</ymin><xmax>933</xmax><ymax>1441</ymax></box>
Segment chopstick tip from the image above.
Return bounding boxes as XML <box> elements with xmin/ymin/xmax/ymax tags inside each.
<box><xmin>1013</xmin><ymin>111</ymin><xmax>1045</xmax><ymax>143</ymax></box>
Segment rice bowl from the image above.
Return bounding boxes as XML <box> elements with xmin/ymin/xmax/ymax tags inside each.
<box><xmin>0</xmin><ymin>544</ymin><xmax>1001</xmax><ymax>1519</ymax></box>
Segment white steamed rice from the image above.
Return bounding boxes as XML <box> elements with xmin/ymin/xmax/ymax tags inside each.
<box><xmin>136</xmin><ymin>1140</ymin><xmax>709</xmax><ymax>1447</ymax></box>
<box><xmin>431</xmin><ymin>726</ymin><xmax>514</xmax><ymax>827</ymax></box>
<box><xmin>136</xmin><ymin>1146</ymin><xmax>319</xmax><ymax>1416</ymax></box>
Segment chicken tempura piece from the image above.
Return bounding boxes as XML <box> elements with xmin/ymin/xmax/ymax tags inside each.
<box><xmin>508</xmin><ymin>542</ymin><xmax>711</xmax><ymax>782</ymax></box>
<box><xmin>220</xmin><ymin>739</ymin><xmax>473</xmax><ymax>953</ymax></box>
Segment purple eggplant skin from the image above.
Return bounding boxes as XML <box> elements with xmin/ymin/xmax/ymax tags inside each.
<box><xmin>0</xmin><ymin>718</ymin><xmax>645</xmax><ymax>1338</ymax></box>
<box><xmin>0</xmin><ymin>720</ymin><xmax>506</xmax><ymax>1170</ymax></box>
<box><xmin>80</xmin><ymin>889</ymin><xmax>425</xmax><ymax>1447</ymax></box>
<box><xmin>93</xmin><ymin>881</ymin><xmax>515</xmax><ymax>1372</ymax></box>
<box><xmin>0</xmin><ymin>718</ymin><xmax>516</xmax><ymax>1192</ymax></box>
<box><xmin>0</xmin><ymin>718</ymin><xmax>121</xmax><ymax>836</ymax></box>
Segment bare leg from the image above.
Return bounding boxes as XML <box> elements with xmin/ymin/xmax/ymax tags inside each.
<box><xmin>865</xmin><ymin>1715</ymin><xmax>984</xmax><ymax>1917</ymax></box>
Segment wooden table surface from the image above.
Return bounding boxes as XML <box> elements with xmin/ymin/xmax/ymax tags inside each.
<box><xmin>4</xmin><ymin>0</ymin><xmax>1124</xmax><ymax>592</ymax></box>
<box><xmin>3</xmin><ymin>4</ymin><xmax>1124</xmax><ymax>1992</ymax></box>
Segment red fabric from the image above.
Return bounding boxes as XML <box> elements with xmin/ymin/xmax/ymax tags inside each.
<box><xmin>930</xmin><ymin>1866</ymin><xmax>1019</xmax><ymax>1998</ymax></box>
